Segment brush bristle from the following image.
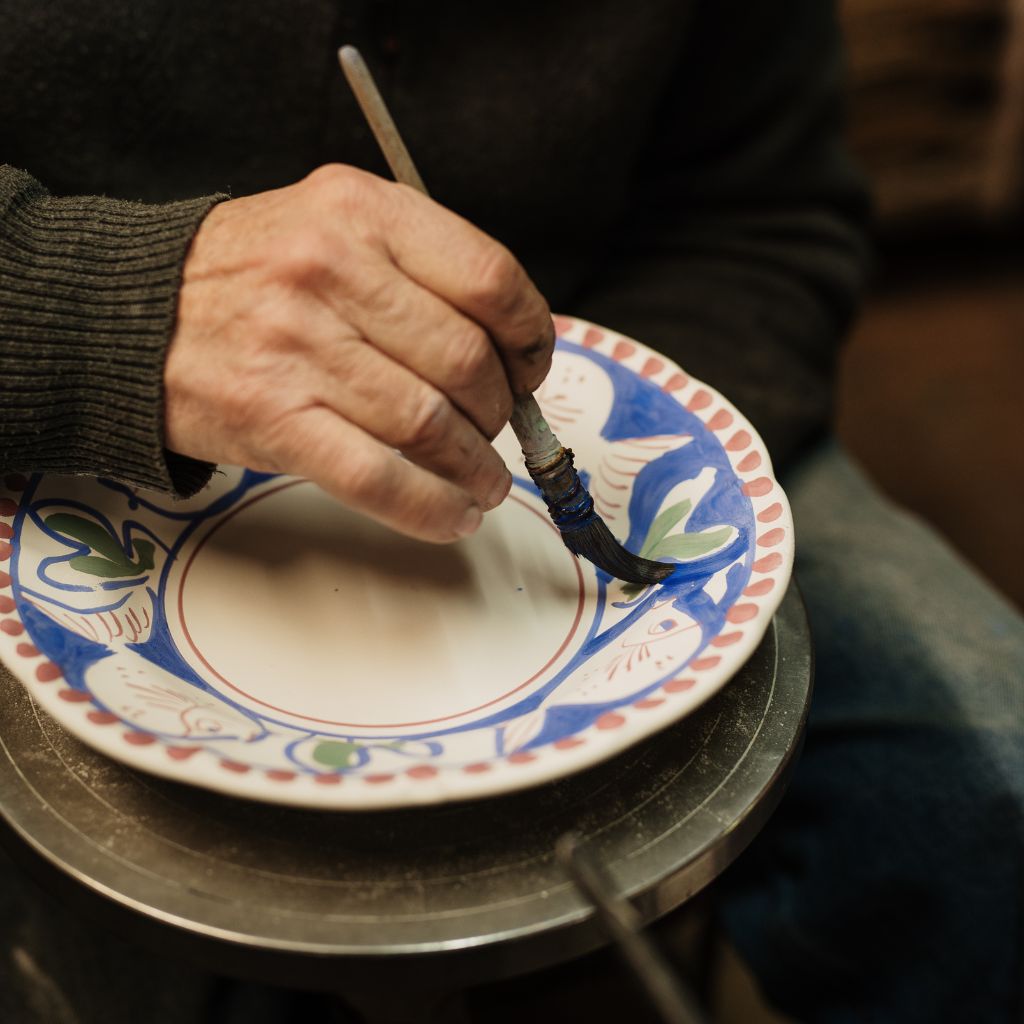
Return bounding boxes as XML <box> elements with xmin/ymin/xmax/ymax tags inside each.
<box><xmin>523</xmin><ymin>444</ymin><xmax>673</xmax><ymax>586</ymax></box>
<box><xmin>561</xmin><ymin>516</ymin><xmax>675</xmax><ymax>586</ymax></box>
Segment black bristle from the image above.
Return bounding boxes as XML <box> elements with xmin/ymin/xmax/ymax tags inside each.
<box><xmin>525</xmin><ymin>445</ymin><xmax>674</xmax><ymax>586</ymax></box>
<box><xmin>561</xmin><ymin>516</ymin><xmax>675</xmax><ymax>586</ymax></box>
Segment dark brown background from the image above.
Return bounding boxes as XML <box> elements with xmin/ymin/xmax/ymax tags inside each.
<box><xmin>712</xmin><ymin>3</ymin><xmax>1024</xmax><ymax>1017</ymax></box>
<box><xmin>837</xmin><ymin>0</ymin><xmax>1024</xmax><ymax>613</ymax></box>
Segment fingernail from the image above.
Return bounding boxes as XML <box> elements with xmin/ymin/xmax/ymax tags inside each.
<box><xmin>484</xmin><ymin>470</ymin><xmax>513</xmax><ymax>511</ymax></box>
<box><xmin>457</xmin><ymin>505</ymin><xmax>483</xmax><ymax>538</ymax></box>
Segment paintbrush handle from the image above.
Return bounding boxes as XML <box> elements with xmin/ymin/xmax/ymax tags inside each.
<box><xmin>508</xmin><ymin>394</ymin><xmax>563</xmax><ymax>469</ymax></box>
<box><xmin>339</xmin><ymin>46</ymin><xmax>427</xmax><ymax>192</ymax></box>
<box><xmin>339</xmin><ymin>45</ymin><xmax>562</xmax><ymax>468</ymax></box>
<box><xmin>340</xmin><ymin>46</ymin><xmax>673</xmax><ymax>584</ymax></box>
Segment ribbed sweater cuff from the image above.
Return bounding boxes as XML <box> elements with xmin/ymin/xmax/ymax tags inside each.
<box><xmin>0</xmin><ymin>166</ymin><xmax>225</xmax><ymax>496</ymax></box>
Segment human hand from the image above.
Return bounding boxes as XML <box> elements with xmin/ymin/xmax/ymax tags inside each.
<box><xmin>164</xmin><ymin>164</ymin><xmax>554</xmax><ymax>542</ymax></box>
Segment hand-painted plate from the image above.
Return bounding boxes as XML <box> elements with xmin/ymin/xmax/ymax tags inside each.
<box><xmin>0</xmin><ymin>317</ymin><xmax>793</xmax><ymax>808</ymax></box>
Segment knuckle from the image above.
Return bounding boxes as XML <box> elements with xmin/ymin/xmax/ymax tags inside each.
<box><xmin>301</xmin><ymin>165</ymin><xmax>386</xmax><ymax>231</ymax></box>
<box><xmin>467</xmin><ymin>244</ymin><xmax>521</xmax><ymax>309</ymax></box>
<box><xmin>308</xmin><ymin>163</ymin><xmax>377</xmax><ymax>211</ymax></box>
<box><xmin>300</xmin><ymin>165</ymin><xmax>345</xmax><ymax>205</ymax></box>
<box><xmin>303</xmin><ymin>163</ymin><xmax>343</xmax><ymax>188</ymax></box>
<box><xmin>354</xmin><ymin>270</ymin><xmax>403</xmax><ymax>316</ymax></box>
<box><xmin>443</xmin><ymin>324</ymin><xmax>493</xmax><ymax>388</ymax></box>
<box><xmin>249</xmin><ymin>306</ymin><xmax>302</xmax><ymax>356</ymax></box>
<box><xmin>275</xmin><ymin>232</ymin><xmax>332</xmax><ymax>289</ymax></box>
<box><xmin>338</xmin><ymin>450</ymin><xmax>387</xmax><ymax>505</ymax></box>
<box><xmin>398</xmin><ymin>387</ymin><xmax>452</xmax><ymax>452</ymax></box>
<box><xmin>303</xmin><ymin>162</ymin><xmax>357</xmax><ymax>194</ymax></box>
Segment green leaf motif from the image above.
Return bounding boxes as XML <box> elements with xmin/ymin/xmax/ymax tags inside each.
<box><xmin>648</xmin><ymin>526</ymin><xmax>731</xmax><ymax>562</ymax></box>
<box><xmin>45</xmin><ymin>513</ymin><xmax>155</xmax><ymax>579</ymax></box>
<box><xmin>312</xmin><ymin>740</ymin><xmax>362</xmax><ymax>769</ymax></box>
<box><xmin>622</xmin><ymin>500</ymin><xmax>733</xmax><ymax>597</ymax></box>
<box><xmin>640</xmin><ymin>499</ymin><xmax>691</xmax><ymax>558</ymax></box>
<box><xmin>637</xmin><ymin>498</ymin><xmax>731</xmax><ymax>562</ymax></box>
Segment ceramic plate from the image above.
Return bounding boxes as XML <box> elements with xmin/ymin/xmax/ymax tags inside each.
<box><xmin>0</xmin><ymin>316</ymin><xmax>793</xmax><ymax>808</ymax></box>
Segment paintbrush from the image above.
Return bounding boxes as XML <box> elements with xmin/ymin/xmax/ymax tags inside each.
<box><xmin>338</xmin><ymin>45</ymin><xmax>673</xmax><ymax>586</ymax></box>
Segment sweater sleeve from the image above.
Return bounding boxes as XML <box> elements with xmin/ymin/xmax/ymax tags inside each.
<box><xmin>0</xmin><ymin>165</ymin><xmax>225</xmax><ymax>495</ymax></box>
<box><xmin>569</xmin><ymin>0</ymin><xmax>870</xmax><ymax>474</ymax></box>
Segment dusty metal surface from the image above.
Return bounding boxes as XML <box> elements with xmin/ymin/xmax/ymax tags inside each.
<box><xmin>0</xmin><ymin>583</ymin><xmax>811</xmax><ymax>989</ymax></box>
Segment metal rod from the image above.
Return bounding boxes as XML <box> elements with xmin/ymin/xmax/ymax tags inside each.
<box><xmin>556</xmin><ymin>833</ymin><xmax>710</xmax><ymax>1024</ymax></box>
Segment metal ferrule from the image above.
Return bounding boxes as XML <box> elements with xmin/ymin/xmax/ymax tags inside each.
<box><xmin>527</xmin><ymin>448</ymin><xmax>597</xmax><ymax>533</ymax></box>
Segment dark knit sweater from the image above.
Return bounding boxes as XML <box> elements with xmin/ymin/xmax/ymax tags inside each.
<box><xmin>0</xmin><ymin>0</ymin><xmax>868</xmax><ymax>494</ymax></box>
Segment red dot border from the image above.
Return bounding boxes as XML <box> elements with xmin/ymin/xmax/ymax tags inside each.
<box><xmin>0</xmin><ymin>316</ymin><xmax>791</xmax><ymax>799</ymax></box>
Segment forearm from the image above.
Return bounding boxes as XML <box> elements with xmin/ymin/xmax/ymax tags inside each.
<box><xmin>0</xmin><ymin>165</ymin><xmax>223</xmax><ymax>494</ymax></box>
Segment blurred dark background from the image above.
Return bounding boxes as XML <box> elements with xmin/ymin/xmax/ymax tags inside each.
<box><xmin>709</xmin><ymin>4</ymin><xmax>1024</xmax><ymax>1016</ymax></box>
<box><xmin>835</xmin><ymin>0</ymin><xmax>1024</xmax><ymax>611</ymax></box>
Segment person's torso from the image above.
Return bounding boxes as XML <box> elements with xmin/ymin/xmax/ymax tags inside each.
<box><xmin>1</xmin><ymin>0</ymin><xmax>692</xmax><ymax>299</ymax></box>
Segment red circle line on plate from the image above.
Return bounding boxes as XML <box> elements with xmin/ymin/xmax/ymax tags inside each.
<box><xmin>30</xmin><ymin>322</ymin><xmax>783</xmax><ymax>784</ymax></box>
<box><xmin>177</xmin><ymin>482</ymin><xmax>587</xmax><ymax>729</ymax></box>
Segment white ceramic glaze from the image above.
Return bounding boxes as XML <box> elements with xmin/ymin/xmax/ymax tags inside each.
<box><xmin>0</xmin><ymin>317</ymin><xmax>793</xmax><ymax>808</ymax></box>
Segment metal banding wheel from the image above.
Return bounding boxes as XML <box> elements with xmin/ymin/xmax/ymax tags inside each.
<box><xmin>0</xmin><ymin>582</ymin><xmax>811</xmax><ymax>993</ymax></box>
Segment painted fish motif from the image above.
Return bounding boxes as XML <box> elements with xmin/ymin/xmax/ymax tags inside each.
<box><xmin>501</xmin><ymin>594</ymin><xmax>703</xmax><ymax>747</ymax></box>
<box><xmin>22</xmin><ymin>592</ymin><xmax>155</xmax><ymax>647</ymax></box>
<box><xmin>85</xmin><ymin>659</ymin><xmax>264</xmax><ymax>741</ymax></box>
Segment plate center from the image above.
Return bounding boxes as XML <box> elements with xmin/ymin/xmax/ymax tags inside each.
<box><xmin>176</xmin><ymin>481</ymin><xmax>586</xmax><ymax>729</ymax></box>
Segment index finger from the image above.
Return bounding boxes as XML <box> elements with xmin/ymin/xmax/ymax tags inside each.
<box><xmin>382</xmin><ymin>185</ymin><xmax>555</xmax><ymax>395</ymax></box>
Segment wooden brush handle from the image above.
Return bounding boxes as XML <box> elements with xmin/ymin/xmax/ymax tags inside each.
<box><xmin>339</xmin><ymin>46</ymin><xmax>566</xmax><ymax>473</ymax></box>
<box><xmin>508</xmin><ymin>395</ymin><xmax>563</xmax><ymax>471</ymax></box>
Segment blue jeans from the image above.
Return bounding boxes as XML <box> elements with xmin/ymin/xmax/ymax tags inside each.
<box><xmin>721</xmin><ymin>441</ymin><xmax>1024</xmax><ymax>1023</ymax></box>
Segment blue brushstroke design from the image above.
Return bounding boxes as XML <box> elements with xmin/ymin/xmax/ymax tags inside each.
<box><xmin>16</xmin><ymin>586</ymin><xmax>135</xmax><ymax>616</ymax></box>
<box><xmin>10</xmin><ymin>342</ymin><xmax>758</xmax><ymax>758</ymax></box>
<box><xmin>17</xmin><ymin>599</ymin><xmax>113</xmax><ymax>691</ymax></box>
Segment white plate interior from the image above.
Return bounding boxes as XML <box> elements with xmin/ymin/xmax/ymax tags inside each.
<box><xmin>0</xmin><ymin>317</ymin><xmax>793</xmax><ymax>808</ymax></box>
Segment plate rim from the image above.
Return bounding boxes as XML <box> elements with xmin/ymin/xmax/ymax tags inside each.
<box><xmin>0</xmin><ymin>315</ymin><xmax>794</xmax><ymax>809</ymax></box>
